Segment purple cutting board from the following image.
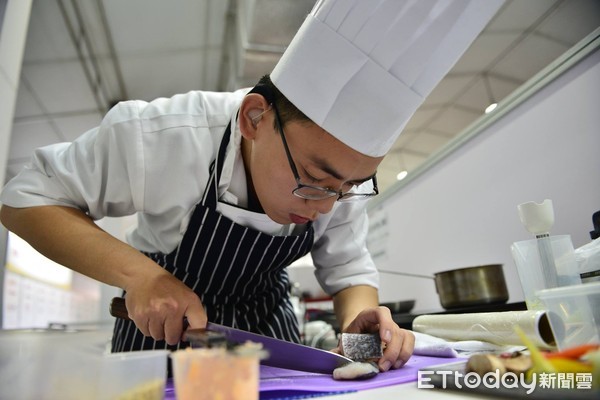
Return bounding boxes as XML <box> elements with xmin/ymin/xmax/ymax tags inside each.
<box><xmin>259</xmin><ymin>354</ymin><xmax>463</xmax><ymax>393</ymax></box>
<box><xmin>164</xmin><ymin>355</ymin><xmax>463</xmax><ymax>399</ymax></box>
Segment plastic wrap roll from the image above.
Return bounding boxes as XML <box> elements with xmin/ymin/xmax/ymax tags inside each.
<box><xmin>412</xmin><ymin>311</ymin><xmax>558</xmax><ymax>349</ymax></box>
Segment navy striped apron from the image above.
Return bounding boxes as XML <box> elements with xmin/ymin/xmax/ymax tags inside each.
<box><xmin>112</xmin><ymin>123</ymin><xmax>314</xmax><ymax>352</ymax></box>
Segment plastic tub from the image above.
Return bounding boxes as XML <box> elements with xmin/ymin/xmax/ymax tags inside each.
<box><xmin>512</xmin><ymin>235</ymin><xmax>581</xmax><ymax>310</ymax></box>
<box><xmin>171</xmin><ymin>347</ymin><xmax>262</xmax><ymax>400</ymax></box>
<box><xmin>99</xmin><ymin>350</ymin><xmax>169</xmax><ymax>400</ymax></box>
<box><xmin>537</xmin><ymin>282</ymin><xmax>600</xmax><ymax>350</ymax></box>
<box><xmin>0</xmin><ymin>329</ymin><xmax>168</xmax><ymax>400</ymax></box>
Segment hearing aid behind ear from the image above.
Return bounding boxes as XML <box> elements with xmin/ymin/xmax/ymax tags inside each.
<box><xmin>249</xmin><ymin>110</ymin><xmax>262</xmax><ymax>127</ymax></box>
<box><xmin>249</xmin><ymin>106</ymin><xmax>272</xmax><ymax>127</ymax></box>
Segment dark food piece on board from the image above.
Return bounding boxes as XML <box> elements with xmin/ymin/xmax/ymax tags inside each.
<box><xmin>341</xmin><ymin>333</ymin><xmax>383</xmax><ymax>361</ymax></box>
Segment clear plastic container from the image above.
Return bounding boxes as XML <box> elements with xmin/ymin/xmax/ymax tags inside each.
<box><xmin>171</xmin><ymin>347</ymin><xmax>262</xmax><ymax>400</ymax></box>
<box><xmin>537</xmin><ymin>282</ymin><xmax>600</xmax><ymax>350</ymax></box>
<box><xmin>0</xmin><ymin>329</ymin><xmax>168</xmax><ymax>400</ymax></box>
<box><xmin>99</xmin><ymin>350</ymin><xmax>169</xmax><ymax>400</ymax></box>
<box><xmin>511</xmin><ymin>234</ymin><xmax>581</xmax><ymax>310</ymax></box>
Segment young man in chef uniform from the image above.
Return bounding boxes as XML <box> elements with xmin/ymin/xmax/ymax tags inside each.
<box><xmin>0</xmin><ymin>0</ymin><xmax>502</xmax><ymax>371</ymax></box>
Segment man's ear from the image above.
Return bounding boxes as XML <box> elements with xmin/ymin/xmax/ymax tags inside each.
<box><xmin>239</xmin><ymin>93</ymin><xmax>270</xmax><ymax>139</ymax></box>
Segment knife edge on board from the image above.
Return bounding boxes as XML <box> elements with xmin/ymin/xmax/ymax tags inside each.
<box><xmin>109</xmin><ymin>296</ymin><xmax>352</xmax><ymax>374</ymax></box>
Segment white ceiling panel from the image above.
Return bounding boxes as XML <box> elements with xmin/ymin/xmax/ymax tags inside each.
<box><xmin>454</xmin><ymin>76</ymin><xmax>520</xmax><ymax>113</ymax></box>
<box><xmin>375</xmin><ymin>176</ymin><xmax>399</xmax><ymax>194</ymax></box>
<box><xmin>74</xmin><ymin>1</ymin><xmax>112</xmax><ymax>57</ymax></box>
<box><xmin>10</xmin><ymin>120</ymin><xmax>64</xmax><ymax>159</ymax></box>
<box><xmin>427</xmin><ymin>107</ymin><xmax>480</xmax><ymax>135</ymax></box>
<box><xmin>21</xmin><ymin>61</ymin><xmax>98</xmax><ymax>114</ymax></box>
<box><xmin>401</xmin><ymin>152</ymin><xmax>429</xmax><ymax>171</ymax></box>
<box><xmin>487</xmin><ymin>76</ymin><xmax>522</xmax><ymax>104</ymax></box>
<box><xmin>392</xmin><ymin>130</ymin><xmax>420</xmax><ymax>149</ymax></box>
<box><xmin>403</xmin><ymin>107</ymin><xmax>443</xmax><ymax>131</ymax></box>
<box><xmin>422</xmin><ymin>75</ymin><xmax>475</xmax><ymax>106</ymax></box>
<box><xmin>404</xmin><ymin>131</ymin><xmax>453</xmax><ymax>155</ymax></box>
<box><xmin>21</xmin><ymin>0</ymin><xmax>78</xmax><ymax>62</ymax></box>
<box><xmin>451</xmin><ymin>31</ymin><xmax>524</xmax><ymax>72</ymax></box>
<box><xmin>375</xmin><ymin>175</ymin><xmax>397</xmax><ymax>193</ymax></box>
<box><xmin>95</xmin><ymin>57</ymin><xmax>124</xmax><ymax>102</ymax></box>
<box><xmin>118</xmin><ymin>52</ymin><xmax>206</xmax><ymax>100</ymax></box>
<box><xmin>203</xmin><ymin>48</ymin><xmax>229</xmax><ymax>91</ymax></box>
<box><xmin>454</xmin><ymin>78</ymin><xmax>490</xmax><ymax>113</ymax></box>
<box><xmin>206</xmin><ymin>1</ymin><xmax>230</xmax><ymax>45</ymax></box>
<box><xmin>237</xmin><ymin>50</ymin><xmax>280</xmax><ymax>82</ymax></box>
<box><xmin>375</xmin><ymin>157</ymin><xmax>414</xmax><ymax>189</ymax></box>
<box><xmin>378</xmin><ymin>154</ymin><xmax>404</xmax><ymax>172</ymax></box>
<box><xmin>378</xmin><ymin>150</ymin><xmax>428</xmax><ymax>188</ymax></box>
<box><xmin>486</xmin><ymin>0</ymin><xmax>559</xmax><ymax>32</ymax></box>
<box><xmin>538</xmin><ymin>0</ymin><xmax>600</xmax><ymax>43</ymax></box>
<box><xmin>493</xmin><ymin>34</ymin><xmax>571</xmax><ymax>82</ymax></box>
<box><xmin>239</xmin><ymin>0</ymin><xmax>313</xmax><ymax>47</ymax></box>
<box><xmin>13</xmin><ymin>84</ymin><xmax>44</xmax><ymax>119</ymax></box>
<box><xmin>103</xmin><ymin>0</ymin><xmax>212</xmax><ymax>53</ymax></box>
<box><xmin>52</xmin><ymin>112</ymin><xmax>103</xmax><ymax>142</ymax></box>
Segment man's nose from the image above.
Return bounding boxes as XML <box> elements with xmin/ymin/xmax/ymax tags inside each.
<box><xmin>308</xmin><ymin>196</ymin><xmax>337</xmax><ymax>215</ymax></box>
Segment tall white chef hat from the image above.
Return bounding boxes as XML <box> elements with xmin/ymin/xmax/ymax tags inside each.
<box><xmin>271</xmin><ymin>0</ymin><xmax>504</xmax><ymax>157</ymax></box>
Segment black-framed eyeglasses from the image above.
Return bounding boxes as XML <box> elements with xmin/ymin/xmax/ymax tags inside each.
<box><xmin>270</xmin><ymin>104</ymin><xmax>379</xmax><ymax>202</ymax></box>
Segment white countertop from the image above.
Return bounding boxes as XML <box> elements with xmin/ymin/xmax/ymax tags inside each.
<box><xmin>316</xmin><ymin>382</ymin><xmax>490</xmax><ymax>399</ymax></box>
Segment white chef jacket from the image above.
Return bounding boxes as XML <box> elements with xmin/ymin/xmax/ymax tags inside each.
<box><xmin>0</xmin><ymin>89</ymin><xmax>379</xmax><ymax>295</ymax></box>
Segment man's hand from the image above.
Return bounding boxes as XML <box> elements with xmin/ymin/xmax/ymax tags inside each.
<box><xmin>332</xmin><ymin>285</ymin><xmax>415</xmax><ymax>371</ymax></box>
<box><xmin>124</xmin><ymin>269</ymin><xmax>207</xmax><ymax>345</ymax></box>
<box><xmin>342</xmin><ymin>306</ymin><xmax>415</xmax><ymax>371</ymax></box>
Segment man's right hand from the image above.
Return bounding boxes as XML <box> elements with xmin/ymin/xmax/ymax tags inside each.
<box><xmin>123</xmin><ymin>269</ymin><xmax>207</xmax><ymax>345</ymax></box>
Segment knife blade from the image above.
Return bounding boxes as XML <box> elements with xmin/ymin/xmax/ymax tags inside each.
<box><xmin>109</xmin><ymin>297</ymin><xmax>351</xmax><ymax>374</ymax></box>
<box><xmin>203</xmin><ymin>322</ymin><xmax>352</xmax><ymax>374</ymax></box>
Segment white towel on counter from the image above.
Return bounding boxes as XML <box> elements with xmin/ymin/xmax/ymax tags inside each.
<box><xmin>412</xmin><ymin>331</ymin><xmax>526</xmax><ymax>358</ymax></box>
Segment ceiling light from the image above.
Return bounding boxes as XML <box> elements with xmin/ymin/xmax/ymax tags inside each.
<box><xmin>396</xmin><ymin>170</ymin><xmax>408</xmax><ymax>181</ymax></box>
<box><xmin>483</xmin><ymin>73</ymin><xmax>498</xmax><ymax>114</ymax></box>
<box><xmin>485</xmin><ymin>103</ymin><xmax>498</xmax><ymax>114</ymax></box>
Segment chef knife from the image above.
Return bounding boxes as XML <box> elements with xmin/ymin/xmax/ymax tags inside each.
<box><xmin>109</xmin><ymin>297</ymin><xmax>352</xmax><ymax>374</ymax></box>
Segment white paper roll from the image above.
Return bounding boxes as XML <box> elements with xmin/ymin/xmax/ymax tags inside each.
<box><xmin>412</xmin><ymin>310</ymin><xmax>558</xmax><ymax>349</ymax></box>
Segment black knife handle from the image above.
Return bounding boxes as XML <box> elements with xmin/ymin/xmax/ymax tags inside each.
<box><xmin>110</xmin><ymin>297</ymin><xmax>131</xmax><ymax>320</ymax></box>
<box><xmin>110</xmin><ymin>296</ymin><xmax>228</xmax><ymax>348</ymax></box>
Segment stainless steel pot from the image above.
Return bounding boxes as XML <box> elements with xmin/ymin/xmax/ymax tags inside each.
<box><xmin>434</xmin><ymin>264</ymin><xmax>509</xmax><ymax>309</ymax></box>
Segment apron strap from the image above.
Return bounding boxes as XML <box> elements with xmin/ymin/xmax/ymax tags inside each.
<box><xmin>201</xmin><ymin>122</ymin><xmax>232</xmax><ymax>207</ymax></box>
